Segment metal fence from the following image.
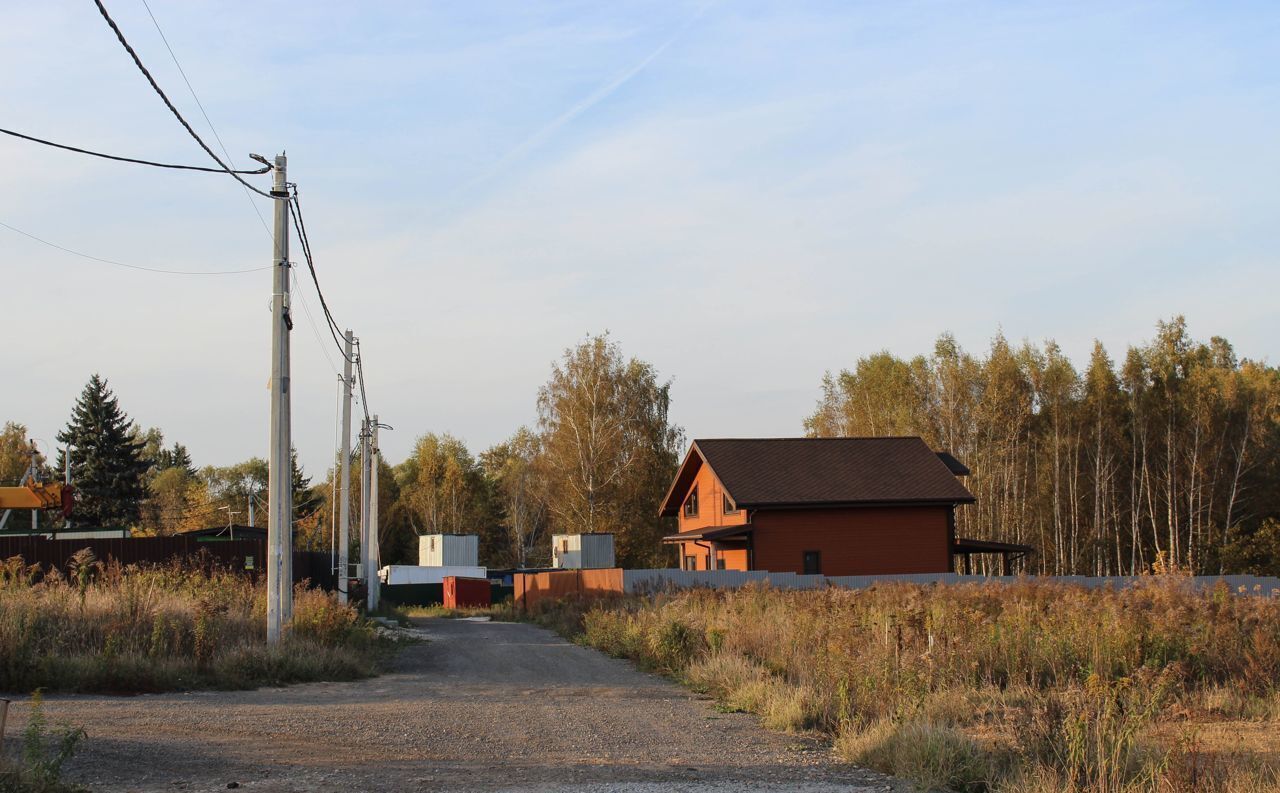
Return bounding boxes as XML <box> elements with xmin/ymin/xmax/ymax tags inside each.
<box><xmin>0</xmin><ymin>535</ymin><xmax>336</xmax><ymax>590</ymax></box>
<box><xmin>621</xmin><ymin>568</ymin><xmax>1280</xmax><ymax>596</ymax></box>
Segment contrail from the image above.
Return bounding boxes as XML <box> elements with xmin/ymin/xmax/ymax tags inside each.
<box><xmin>453</xmin><ymin>2</ymin><xmax>714</xmax><ymax>198</ymax></box>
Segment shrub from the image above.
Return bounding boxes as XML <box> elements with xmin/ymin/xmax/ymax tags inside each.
<box><xmin>0</xmin><ymin>691</ymin><xmax>87</xmax><ymax>793</ymax></box>
<box><xmin>0</xmin><ymin>556</ymin><xmax>390</xmax><ymax>694</ymax></box>
<box><xmin>529</xmin><ymin>578</ymin><xmax>1280</xmax><ymax>793</ymax></box>
<box><xmin>837</xmin><ymin>719</ymin><xmax>995</xmax><ymax>793</ymax></box>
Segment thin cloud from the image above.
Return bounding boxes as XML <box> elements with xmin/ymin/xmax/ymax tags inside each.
<box><xmin>446</xmin><ymin>2</ymin><xmax>713</xmax><ymax>203</ymax></box>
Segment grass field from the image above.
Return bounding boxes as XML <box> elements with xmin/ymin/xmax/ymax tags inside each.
<box><xmin>529</xmin><ymin>578</ymin><xmax>1280</xmax><ymax>793</ymax></box>
<box><xmin>0</xmin><ymin>551</ymin><xmax>391</xmax><ymax>694</ymax></box>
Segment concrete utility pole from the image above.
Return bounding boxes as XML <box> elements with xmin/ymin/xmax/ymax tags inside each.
<box><xmin>367</xmin><ymin>415</ymin><xmax>381</xmax><ymax>612</ymax></box>
<box><xmin>359</xmin><ymin>418</ymin><xmax>372</xmax><ymax>609</ymax></box>
<box><xmin>266</xmin><ymin>153</ymin><xmax>291</xmax><ymax>644</ymax></box>
<box><xmin>337</xmin><ymin>330</ymin><xmax>354</xmax><ymax>604</ymax></box>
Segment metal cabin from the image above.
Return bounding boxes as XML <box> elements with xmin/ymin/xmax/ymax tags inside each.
<box><xmin>551</xmin><ymin>533</ymin><xmax>615</xmax><ymax>569</ymax></box>
<box><xmin>419</xmin><ymin>533</ymin><xmax>480</xmax><ymax>567</ymax></box>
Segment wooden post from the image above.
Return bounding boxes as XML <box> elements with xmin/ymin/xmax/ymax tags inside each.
<box><xmin>0</xmin><ymin>698</ymin><xmax>9</xmax><ymax>744</ymax></box>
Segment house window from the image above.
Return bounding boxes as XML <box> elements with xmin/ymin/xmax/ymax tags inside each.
<box><xmin>802</xmin><ymin>550</ymin><xmax>821</xmax><ymax>575</ymax></box>
<box><xmin>683</xmin><ymin>485</ymin><xmax>699</xmax><ymax>517</ymax></box>
<box><xmin>561</xmin><ymin>538</ymin><xmax>569</xmax><ymax>552</ymax></box>
<box><xmin>716</xmin><ymin>555</ymin><xmax>727</xmax><ymax>570</ymax></box>
<box><xmin>723</xmin><ymin>494</ymin><xmax>738</xmax><ymax>514</ymax></box>
<box><xmin>683</xmin><ymin>555</ymin><xmax>697</xmax><ymax>571</ymax></box>
<box><xmin>429</xmin><ymin>537</ymin><xmax>436</xmax><ymax>551</ymax></box>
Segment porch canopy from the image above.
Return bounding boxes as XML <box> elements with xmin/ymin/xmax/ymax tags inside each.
<box><xmin>953</xmin><ymin>537</ymin><xmax>1034</xmax><ymax>575</ymax></box>
<box><xmin>662</xmin><ymin>524</ymin><xmax>753</xmax><ymax>544</ymax></box>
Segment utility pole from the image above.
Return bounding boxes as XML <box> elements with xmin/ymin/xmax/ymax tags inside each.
<box><xmin>368</xmin><ymin>415</ymin><xmax>381</xmax><ymax>612</ymax></box>
<box><xmin>337</xmin><ymin>331</ymin><xmax>354</xmax><ymax>604</ymax></box>
<box><xmin>266</xmin><ymin>153</ymin><xmax>291</xmax><ymax>644</ymax></box>
<box><xmin>359</xmin><ymin>418</ymin><xmax>372</xmax><ymax>609</ymax></box>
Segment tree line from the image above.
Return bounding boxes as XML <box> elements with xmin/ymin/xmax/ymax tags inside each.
<box><xmin>5</xmin><ymin>334</ymin><xmax>684</xmax><ymax>570</ymax></box>
<box><xmin>8</xmin><ymin>319</ymin><xmax>1278</xmax><ymax>576</ymax></box>
<box><xmin>806</xmin><ymin>317</ymin><xmax>1280</xmax><ymax>576</ymax></box>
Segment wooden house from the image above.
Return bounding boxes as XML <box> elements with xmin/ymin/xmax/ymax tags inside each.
<box><xmin>659</xmin><ymin>437</ymin><xmax>1028</xmax><ymax>575</ymax></box>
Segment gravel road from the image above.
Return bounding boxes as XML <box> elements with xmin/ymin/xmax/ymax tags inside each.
<box><xmin>6</xmin><ymin>618</ymin><xmax>903</xmax><ymax>792</ymax></box>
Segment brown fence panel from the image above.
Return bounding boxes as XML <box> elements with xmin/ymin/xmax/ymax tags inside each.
<box><xmin>514</xmin><ymin>568</ymin><xmax>625</xmax><ymax>610</ymax></box>
<box><xmin>580</xmin><ymin>568</ymin><xmax>623</xmax><ymax>596</ymax></box>
<box><xmin>0</xmin><ymin>537</ymin><xmax>336</xmax><ymax>590</ymax></box>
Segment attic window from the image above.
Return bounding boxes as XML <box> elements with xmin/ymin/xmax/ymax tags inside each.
<box><xmin>683</xmin><ymin>485</ymin><xmax>699</xmax><ymax>517</ymax></box>
<box><xmin>723</xmin><ymin>494</ymin><xmax>738</xmax><ymax>514</ymax></box>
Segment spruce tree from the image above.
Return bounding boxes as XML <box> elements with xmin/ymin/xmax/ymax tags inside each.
<box><xmin>157</xmin><ymin>443</ymin><xmax>197</xmax><ymax>478</ymax></box>
<box><xmin>56</xmin><ymin>375</ymin><xmax>149</xmax><ymax>528</ymax></box>
<box><xmin>291</xmin><ymin>449</ymin><xmax>322</xmax><ymax>521</ymax></box>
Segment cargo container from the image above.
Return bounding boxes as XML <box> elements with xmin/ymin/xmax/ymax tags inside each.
<box><xmin>418</xmin><ymin>534</ymin><xmax>479</xmax><ymax>567</ymax></box>
<box><xmin>551</xmin><ymin>533</ymin><xmax>615</xmax><ymax>569</ymax></box>
<box><xmin>443</xmin><ymin>576</ymin><xmax>492</xmax><ymax>608</ymax></box>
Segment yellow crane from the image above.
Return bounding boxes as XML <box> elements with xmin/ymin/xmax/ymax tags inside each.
<box><xmin>0</xmin><ymin>441</ymin><xmax>73</xmax><ymax>531</ymax></box>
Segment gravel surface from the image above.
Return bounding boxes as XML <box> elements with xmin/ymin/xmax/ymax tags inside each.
<box><xmin>5</xmin><ymin>618</ymin><xmax>905</xmax><ymax>792</ymax></box>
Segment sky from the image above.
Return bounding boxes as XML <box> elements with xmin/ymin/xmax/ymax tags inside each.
<box><xmin>3</xmin><ymin>1</ymin><xmax>1278</xmax><ymax>478</ymax></box>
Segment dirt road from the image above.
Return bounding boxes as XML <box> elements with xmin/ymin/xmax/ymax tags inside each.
<box><xmin>11</xmin><ymin>618</ymin><xmax>900</xmax><ymax>792</ymax></box>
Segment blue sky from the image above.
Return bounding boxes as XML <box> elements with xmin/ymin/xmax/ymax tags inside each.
<box><xmin>4</xmin><ymin>1</ymin><xmax>1278</xmax><ymax>476</ymax></box>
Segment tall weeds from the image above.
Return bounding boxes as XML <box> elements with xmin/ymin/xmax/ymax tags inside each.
<box><xmin>531</xmin><ymin>579</ymin><xmax>1280</xmax><ymax>792</ymax></box>
<box><xmin>0</xmin><ymin>555</ymin><xmax>388</xmax><ymax>693</ymax></box>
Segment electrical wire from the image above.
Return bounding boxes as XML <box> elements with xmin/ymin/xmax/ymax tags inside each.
<box><xmin>290</xmin><ymin>274</ymin><xmax>341</xmax><ymax>376</ymax></box>
<box><xmin>0</xmin><ymin>127</ymin><xmax>271</xmax><ymax>174</ymax></box>
<box><xmin>288</xmin><ymin>189</ymin><xmax>342</xmax><ymax>336</ymax></box>
<box><xmin>136</xmin><ymin>0</ymin><xmax>273</xmax><ymax>239</ymax></box>
<box><xmin>91</xmin><ymin>0</ymin><xmax>275</xmax><ymax>198</ymax></box>
<box><xmin>288</xmin><ymin>189</ymin><xmax>354</xmax><ymax>362</ymax></box>
<box><xmin>355</xmin><ymin>341</ymin><xmax>371</xmax><ymax>423</ymax></box>
<box><xmin>330</xmin><ymin>375</ymin><xmax>342</xmax><ymax>570</ymax></box>
<box><xmin>0</xmin><ymin>218</ymin><xmax>269</xmax><ymax>275</ymax></box>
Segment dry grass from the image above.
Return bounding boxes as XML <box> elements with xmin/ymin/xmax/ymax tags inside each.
<box><xmin>530</xmin><ymin>578</ymin><xmax>1280</xmax><ymax>792</ymax></box>
<box><xmin>0</xmin><ymin>552</ymin><xmax>391</xmax><ymax>694</ymax></box>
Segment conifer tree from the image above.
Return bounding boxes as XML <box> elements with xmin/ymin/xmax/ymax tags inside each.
<box><xmin>157</xmin><ymin>443</ymin><xmax>197</xmax><ymax>478</ymax></box>
<box><xmin>55</xmin><ymin>375</ymin><xmax>148</xmax><ymax>527</ymax></box>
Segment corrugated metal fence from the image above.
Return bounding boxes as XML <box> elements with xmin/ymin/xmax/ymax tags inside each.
<box><xmin>0</xmin><ymin>536</ymin><xmax>336</xmax><ymax>590</ymax></box>
<box><xmin>514</xmin><ymin>568</ymin><xmax>1280</xmax><ymax>608</ymax></box>
<box><xmin>621</xmin><ymin>569</ymin><xmax>1280</xmax><ymax>596</ymax></box>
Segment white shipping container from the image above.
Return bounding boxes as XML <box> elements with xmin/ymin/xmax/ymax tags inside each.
<box><xmin>551</xmin><ymin>533</ymin><xmax>615</xmax><ymax>569</ymax></box>
<box><xmin>379</xmin><ymin>565</ymin><xmax>487</xmax><ymax>585</ymax></box>
<box><xmin>418</xmin><ymin>534</ymin><xmax>479</xmax><ymax>567</ymax></box>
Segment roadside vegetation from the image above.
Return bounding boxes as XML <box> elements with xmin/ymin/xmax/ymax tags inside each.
<box><xmin>529</xmin><ymin>578</ymin><xmax>1280</xmax><ymax>793</ymax></box>
<box><xmin>0</xmin><ymin>552</ymin><xmax>392</xmax><ymax>694</ymax></box>
<box><xmin>0</xmin><ymin>692</ymin><xmax>86</xmax><ymax>793</ymax></box>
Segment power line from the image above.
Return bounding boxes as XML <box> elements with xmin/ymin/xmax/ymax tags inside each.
<box><xmin>288</xmin><ymin>188</ymin><xmax>354</xmax><ymax>362</ymax></box>
<box><xmin>0</xmin><ymin>127</ymin><xmax>271</xmax><ymax>174</ymax></box>
<box><xmin>91</xmin><ymin>0</ymin><xmax>274</xmax><ymax>198</ymax></box>
<box><xmin>0</xmin><ymin>218</ymin><xmax>268</xmax><ymax>275</ymax></box>
<box><xmin>355</xmin><ymin>340</ymin><xmax>371</xmax><ymax>423</ymax></box>
<box><xmin>290</xmin><ymin>275</ymin><xmax>341</xmax><ymax>376</ymax></box>
<box><xmin>136</xmin><ymin>0</ymin><xmax>272</xmax><ymax>239</ymax></box>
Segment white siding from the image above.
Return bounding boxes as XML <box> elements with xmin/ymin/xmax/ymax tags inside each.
<box><xmin>418</xmin><ymin>534</ymin><xmax>479</xmax><ymax>567</ymax></box>
<box><xmin>551</xmin><ymin>533</ymin><xmax>615</xmax><ymax>569</ymax></box>
<box><xmin>380</xmin><ymin>565</ymin><xmax>487</xmax><ymax>585</ymax></box>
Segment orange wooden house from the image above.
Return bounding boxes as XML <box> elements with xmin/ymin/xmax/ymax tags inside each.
<box><xmin>659</xmin><ymin>437</ymin><xmax>1025</xmax><ymax>576</ymax></box>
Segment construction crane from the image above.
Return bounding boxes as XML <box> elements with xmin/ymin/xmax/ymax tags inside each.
<box><xmin>0</xmin><ymin>441</ymin><xmax>73</xmax><ymax>531</ymax></box>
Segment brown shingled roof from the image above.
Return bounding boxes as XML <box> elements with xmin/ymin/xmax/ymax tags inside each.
<box><xmin>659</xmin><ymin>437</ymin><xmax>974</xmax><ymax>516</ymax></box>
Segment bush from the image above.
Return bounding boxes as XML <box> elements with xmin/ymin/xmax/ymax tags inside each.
<box><xmin>529</xmin><ymin>578</ymin><xmax>1280</xmax><ymax>793</ymax></box>
<box><xmin>0</xmin><ymin>692</ymin><xmax>86</xmax><ymax>793</ymax></box>
<box><xmin>0</xmin><ymin>556</ymin><xmax>391</xmax><ymax>694</ymax></box>
<box><xmin>837</xmin><ymin>719</ymin><xmax>995</xmax><ymax>793</ymax></box>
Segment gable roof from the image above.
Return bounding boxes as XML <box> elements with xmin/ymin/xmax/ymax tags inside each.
<box><xmin>658</xmin><ymin>437</ymin><xmax>975</xmax><ymax>516</ymax></box>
